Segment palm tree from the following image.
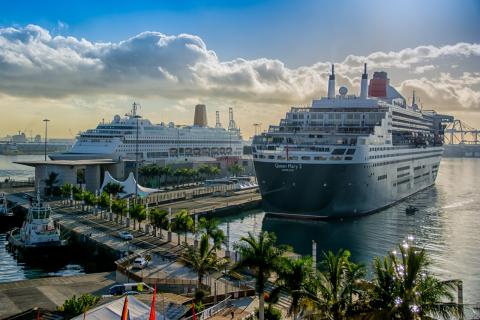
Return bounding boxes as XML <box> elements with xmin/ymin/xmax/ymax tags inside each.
<box><xmin>368</xmin><ymin>244</ymin><xmax>463</xmax><ymax>320</ymax></box>
<box><xmin>44</xmin><ymin>171</ymin><xmax>59</xmax><ymax>196</ymax></box>
<box><xmin>161</xmin><ymin>165</ymin><xmax>172</xmax><ymax>187</ymax></box>
<box><xmin>83</xmin><ymin>191</ymin><xmax>97</xmax><ymax>211</ymax></box>
<box><xmin>103</xmin><ymin>182</ymin><xmax>124</xmax><ymax>197</ymax></box>
<box><xmin>209</xmin><ymin>165</ymin><xmax>221</xmax><ymax>178</ymax></box>
<box><xmin>60</xmin><ymin>183</ymin><xmax>73</xmax><ymax>203</ymax></box>
<box><xmin>234</xmin><ymin>231</ymin><xmax>287</xmax><ymax>320</ymax></box>
<box><xmin>198</xmin><ymin>217</ymin><xmax>225</xmax><ymax>249</ymax></box>
<box><xmin>273</xmin><ymin>256</ymin><xmax>316</xmax><ymax>320</ymax></box>
<box><xmin>129</xmin><ymin>203</ymin><xmax>145</xmax><ymax>230</ymax></box>
<box><xmin>139</xmin><ymin>164</ymin><xmax>158</xmax><ymax>187</ymax></box>
<box><xmin>172</xmin><ymin>209</ymin><xmax>194</xmax><ymax>245</ymax></box>
<box><xmin>150</xmin><ymin>208</ymin><xmax>170</xmax><ymax>238</ymax></box>
<box><xmin>182</xmin><ymin>233</ymin><xmax>227</xmax><ymax>287</ymax></box>
<box><xmin>309</xmin><ymin>249</ymin><xmax>366</xmax><ymax>320</ymax></box>
<box><xmin>227</xmin><ymin>163</ymin><xmax>243</xmax><ymax>177</ymax></box>
<box><xmin>111</xmin><ymin>199</ymin><xmax>127</xmax><ymax>223</ymax></box>
<box><xmin>97</xmin><ymin>192</ymin><xmax>109</xmax><ymax>211</ymax></box>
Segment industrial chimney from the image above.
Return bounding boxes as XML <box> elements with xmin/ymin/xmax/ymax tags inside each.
<box><xmin>360</xmin><ymin>63</ymin><xmax>368</xmax><ymax>99</ymax></box>
<box><xmin>327</xmin><ymin>64</ymin><xmax>335</xmax><ymax>99</ymax></box>
<box><xmin>193</xmin><ymin>104</ymin><xmax>208</xmax><ymax>127</ymax></box>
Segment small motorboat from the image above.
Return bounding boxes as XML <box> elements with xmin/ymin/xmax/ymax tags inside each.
<box><xmin>406</xmin><ymin>205</ymin><xmax>418</xmax><ymax>215</ymax></box>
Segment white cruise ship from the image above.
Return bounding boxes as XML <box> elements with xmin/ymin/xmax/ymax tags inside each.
<box><xmin>252</xmin><ymin>65</ymin><xmax>453</xmax><ymax>218</ymax></box>
<box><xmin>51</xmin><ymin>104</ymin><xmax>243</xmax><ymax>161</ymax></box>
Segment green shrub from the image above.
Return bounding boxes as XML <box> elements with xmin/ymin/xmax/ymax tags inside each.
<box><xmin>255</xmin><ymin>306</ymin><xmax>282</xmax><ymax>320</ymax></box>
<box><xmin>57</xmin><ymin>293</ymin><xmax>100</xmax><ymax>317</ymax></box>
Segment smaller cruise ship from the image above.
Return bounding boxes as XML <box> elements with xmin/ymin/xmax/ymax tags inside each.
<box><xmin>51</xmin><ymin>104</ymin><xmax>243</xmax><ymax>161</ymax></box>
<box><xmin>7</xmin><ymin>191</ymin><xmax>67</xmax><ymax>255</ymax></box>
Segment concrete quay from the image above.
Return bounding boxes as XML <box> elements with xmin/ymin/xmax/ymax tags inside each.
<box><xmin>0</xmin><ymin>272</ymin><xmax>116</xmax><ymax>319</ymax></box>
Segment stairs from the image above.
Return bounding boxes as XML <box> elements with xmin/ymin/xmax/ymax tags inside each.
<box><xmin>264</xmin><ymin>281</ymin><xmax>291</xmax><ymax>312</ymax></box>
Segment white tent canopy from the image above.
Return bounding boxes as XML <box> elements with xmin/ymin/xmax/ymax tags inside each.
<box><xmin>100</xmin><ymin>171</ymin><xmax>159</xmax><ymax>198</ymax></box>
<box><xmin>71</xmin><ymin>295</ymin><xmax>167</xmax><ymax>320</ymax></box>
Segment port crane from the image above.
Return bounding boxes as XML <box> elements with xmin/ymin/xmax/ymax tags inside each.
<box><xmin>444</xmin><ymin>120</ymin><xmax>480</xmax><ymax>145</ymax></box>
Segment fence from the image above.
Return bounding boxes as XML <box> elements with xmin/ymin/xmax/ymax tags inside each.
<box><xmin>143</xmin><ymin>184</ymin><xmax>237</xmax><ymax>206</ymax></box>
<box><xmin>0</xmin><ymin>179</ymin><xmax>35</xmax><ymax>189</ymax></box>
<box><xmin>183</xmin><ymin>296</ymin><xmax>232</xmax><ymax>320</ymax></box>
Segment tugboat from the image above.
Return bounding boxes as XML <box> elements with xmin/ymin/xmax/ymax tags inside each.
<box><xmin>7</xmin><ymin>191</ymin><xmax>67</xmax><ymax>256</ymax></box>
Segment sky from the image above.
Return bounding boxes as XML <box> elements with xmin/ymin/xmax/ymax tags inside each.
<box><xmin>0</xmin><ymin>0</ymin><xmax>479</xmax><ymax>138</ymax></box>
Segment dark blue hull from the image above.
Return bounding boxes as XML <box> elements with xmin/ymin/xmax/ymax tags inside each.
<box><xmin>254</xmin><ymin>159</ymin><xmax>439</xmax><ymax>218</ymax></box>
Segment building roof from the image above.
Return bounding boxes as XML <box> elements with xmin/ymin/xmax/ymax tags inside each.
<box><xmin>71</xmin><ymin>295</ymin><xmax>167</xmax><ymax>320</ymax></box>
<box><xmin>14</xmin><ymin>159</ymin><xmax>118</xmax><ymax>167</ymax></box>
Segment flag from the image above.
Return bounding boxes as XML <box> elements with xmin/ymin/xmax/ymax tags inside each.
<box><xmin>192</xmin><ymin>303</ymin><xmax>197</xmax><ymax>320</ymax></box>
<box><xmin>121</xmin><ymin>296</ymin><xmax>129</xmax><ymax>320</ymax></box>
<box><xmin>149</xmin><ymin>286</ymin><xmax>157</xmax><ymax>320</ymax></box>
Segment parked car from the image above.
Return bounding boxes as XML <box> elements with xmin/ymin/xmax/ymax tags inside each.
<box><xmin>118</xmin><ymin>231</ymin><xmax>133</xmax><ymax>241</ymax></box>
<box><xmin>109</xmin><ymin>282</ymin><xmax>154</xmax><ymax>296</ymax></box>
<box><xmin>132</xmin><ymin>257</ymin><xmax>149</xmax><ymax>269</ymax></box>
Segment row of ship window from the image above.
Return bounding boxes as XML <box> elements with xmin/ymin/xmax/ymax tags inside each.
<box><xmin>363</xmin><ymin>153</ymin><xmax>442</xmax><ymax>168</ymax></box>
<box><xmin>123</xmin><ymin>140</ymin><xmax>241</xmax><ymax>144</ymax></box>
<box><xmin>254</xmin><ymin>154</ymin><xmax>354</xmax><ymax>161</ymax></box>
<box><xmin>368</xmin><ymin>149</ymin><xmax>441</xmax><ymax>160</ymax></box>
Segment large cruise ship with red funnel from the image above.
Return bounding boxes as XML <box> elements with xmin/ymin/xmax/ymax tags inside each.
<box><xmin>252</xmin><ymin>65</ymin><xmax>453</xmax><ymax>218</ymax></box>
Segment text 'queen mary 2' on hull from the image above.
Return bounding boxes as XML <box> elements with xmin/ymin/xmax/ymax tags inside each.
<box><xmin>252</xmin><ymin>64</ymin><xmax>453</xmax><ymax>219</ymax></box>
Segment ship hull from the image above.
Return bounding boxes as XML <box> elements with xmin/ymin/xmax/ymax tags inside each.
<box><xmin>254</xmin><ymin>156</ymin><xmax>441</xmax><ymax>218</ymax></box>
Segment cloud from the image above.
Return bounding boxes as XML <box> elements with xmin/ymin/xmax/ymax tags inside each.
<box><xmin>411</xmin><ymin>64</ymin><xmax>436</xmax><ymax>74</ymax></box>
<box><xmin>0</xmin><ymin>24</ymin><xmax>479</xmax><ymax>111</ymax></box>
<box><xmin>399</xmin><ymin>72</ymin><xmax>480</xmax><ymax>110</ymax></box>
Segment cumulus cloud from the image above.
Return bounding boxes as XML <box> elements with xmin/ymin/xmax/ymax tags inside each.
<box><xmin>411</xmin><ymin>64</ymin><xmax>436</xmax><ymax>74</ymax></box>
<box><xmin>0</xmin><ymin>24</ymin><xmax>479</xmax><ymax>111</ymax></box>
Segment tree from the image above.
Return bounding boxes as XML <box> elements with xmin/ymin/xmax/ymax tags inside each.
<box><xmin>97</xmin><ymin>192</ymin><xmax>110</xmax><ymax>211</ymax></box>
<box><xmin>161</xmin><ymin>165</ymin><xmax>172</xmax><ymax>186</ymax></box>
<box><xmin>139</xmin><ymin>163</ymin><xmax>159</xmax><ymax>187</ymax></box>
<box><xmin>308</xmin><ymin>249</ymin><xmax>366</xmax><ymax>320</ymax></box>
<box><xmin>83</xmin><ymin>191</ymin><xmax>97</xmax><ymax>211</ymax></box>
<box><xmin>198</xmin><ymin>217</ymin><xmax>225</xmax><ymax>249</ymax></box>
<box><xmin>57</xmin><ymin>293</ymin><xmax>100</xmax><ymax>317</ymax></box>
<box><xmin>111</xmin><ymin>199</ymin><xmax>127</xmax><ymax>223</ymax></box>
<box><xmin>102</xmin><ymin>182</ymin><xmax>124</xmax><ymax>197</ymax></box>
<box><xmin>44</xmin><ymin>171</ymin><xmax>59</xmax><ymax>196</ymax></box>
<box><xmin>182</xmin><ymin>233</ymin><xmax>227</xmax><ymax>287</ymax></box>
<box><xmin>60</xmin><ymin>183</ymin><xmax>73</xmax><ymax>204</ymax></box>
<box><xmin>273</xmin><ymin>256</ymin><xmax>316</xmax><ymax>320</ymax></box>
<box><xmin>228</xmin><ymin>163</ymin><xmax>243</xmax><ymax>177</ymax></box>
<box><xmin>173</xmin><ymin>168</ymin><xmax>191</xmax><ymax>186</ymax></box>
<box><xmin>368</xmin><ymin>244</ymin><xmax>463</xmax><ymax>320</ymax></box>
<box><xmin>172</xmin><ymin>209</ymin><xmax>194</xmax><ymax>244</ymax></box>
<box><xmin>150</xmin><ymin>208</ymin><xmax>170</xmax><ymax>238</ymax></box>
<box><xmin>234</xmin><ymin>232</ymin><xmax>288</xmax><ymax>320</ymax></box>
<box><xmin>209</xmin><ymin>165</ymin><xmax>221</xmax><ymax>177</ymax></box>
<box><xmin>129</xmin><ymin>203</ymin><xmax>146</xmax><ymax>230</ymax></box>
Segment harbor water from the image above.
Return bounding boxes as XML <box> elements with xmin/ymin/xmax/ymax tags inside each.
<box><xmin>0</xmin><ymin>156</ymin><xmax>479</xmax><ymax>304</ymax></box>
<box><xmin>0</xmin><ymin>154</ymin><xmax>42</xmax><ymax>181</ymax></box>
<box><xmin>217</xmin><ymin>158</ymin><xmax>480</xmax><ymax>304</ymax></box>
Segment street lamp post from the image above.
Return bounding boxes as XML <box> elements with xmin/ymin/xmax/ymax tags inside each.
<box><xmin>43</xmin><ymin>119</ymin><xmax>50</xmax><ymax>161</ymax></box>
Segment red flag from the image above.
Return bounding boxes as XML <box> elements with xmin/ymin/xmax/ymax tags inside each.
<box><xmin>121</xmin><ymin>296</ymin><xmax>129</xmax><ymax>320</ymax></box>
<box><xmin>192</xmin><ymin>303</ymin><xmax>197</xmax><ymax>320</ymax></box>
<box><xmin>149</xmin><ymin>286</ymin><xmax>157</xmax><ymax>320</ymax></box>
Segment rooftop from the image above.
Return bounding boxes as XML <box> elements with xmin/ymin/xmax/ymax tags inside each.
<box><xmin>14</xmin><ymin>159</ymin><xmax>118</xmax><ymax>167</ymax></box>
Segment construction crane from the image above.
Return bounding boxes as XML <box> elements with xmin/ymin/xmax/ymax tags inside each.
<box><xmin>444</xmin><ymin>120</ymin><xmax>480</xmax><ymax>145</ymax></box>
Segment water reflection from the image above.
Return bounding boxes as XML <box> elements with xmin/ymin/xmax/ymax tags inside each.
<box><xmin>218</xmin><ymin>159</ymin><xmax>480</xmax><ymax>304</ymax></box>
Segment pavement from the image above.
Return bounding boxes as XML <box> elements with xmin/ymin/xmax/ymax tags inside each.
<box><xmin>0</xmin><ymin>272</ymin><xmax>116</xmax><ymax>318</ymax></box>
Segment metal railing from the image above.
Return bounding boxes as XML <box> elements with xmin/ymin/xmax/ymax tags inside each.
<box><xmin>183</xmin><ymin>295</ymin><xmax>232</xmax><ymax>320</ymax></box>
